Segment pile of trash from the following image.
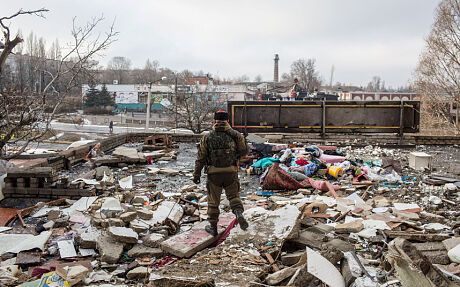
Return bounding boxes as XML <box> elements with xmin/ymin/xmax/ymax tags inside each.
<box><xmin>0</xmin><ymin>138</ymin><xmax>459</xmax><ymax>287</ymax></box>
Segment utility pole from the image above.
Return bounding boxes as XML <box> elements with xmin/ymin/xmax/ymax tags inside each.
<box><xmin>145</xmin><ymin>82</ymin><xmax>152</xmax><ymax>130</ymax></box>
<box><xmin>175</xmin><ymin>76</ymin><xmax>178</xmax><ymax>129</ymax></box>
<box><xmin>329</xmin><ymin>65</ymin><xmax>335</xmax><ymax>88</ymax></box>
<box><xmin>145</xmin><ymin>76</ymin><xmax>167</xmax><ymax>131</ymax></box>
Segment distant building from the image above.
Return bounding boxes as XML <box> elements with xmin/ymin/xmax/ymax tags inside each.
<box><xmin>338</xmin><ymin>92</ymin><xmax>420</xmax><ymax>101</ymax></box>
<box><xmin>185</xmin><ymin>76</ymin><xmax>212</xmax><ymax>85</ymax></box>
<box><xmin>81</xmin><ymin>83</ymin><xmax>254</xmax><ymax>111</ymax></box>
<box><xmin>81</xmin><ymin>84</ymin><xmax>174</xmax><ymax>112</ymax></box>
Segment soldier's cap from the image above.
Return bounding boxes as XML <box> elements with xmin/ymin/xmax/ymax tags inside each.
<box><xmin>214</xmin><ymin>109</ymin><xmax>229</xmax><ymax>121</ymax></box>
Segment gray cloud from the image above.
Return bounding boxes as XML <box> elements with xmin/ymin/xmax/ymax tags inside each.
<box><xmin>3</xmin><ymin>0</ymin><xmax>440</xmax><ymax>87</ymax></box>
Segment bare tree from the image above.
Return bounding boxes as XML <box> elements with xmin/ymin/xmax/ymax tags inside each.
<box><xmin>287</xmin><ymin>58</ymin><xmax>321</xmax><ymax>93</ymax></box>
<box><xmin>0</xmin><ymin>9</ymin><xmax>118</xmax><ymax>158</ymax></box>
<box><xmin>254</xmin><ymin>74</ymin><xmax>262</xmax><ymax>82</ymax></box>
<box><xmin>366</xmin><ymin>76</ymin><xmax>386</xmax><ymax>92</ymax></box>
<box><xmin>131</xmin><ymin>58</ymin><xmax>159</xmax><ymax>83</ymax></box>
<box><xmin>166</xmin><ymin>80</ymin><xmax>223</xmax><ymax>133</ymax></box>
<box><xmin>107</xmin><ymin>56</ymin><xmax>131</xmax><ymax>84</ymax></box>
<box><xmin>415</xmin><ymin>0</ymin><xmax>460</xmax><ymax>131</ymax></box>
<box><xmin>233</xmin><ymin>74</ymin><xmax>249</xmax><ymax>83</ymax></box>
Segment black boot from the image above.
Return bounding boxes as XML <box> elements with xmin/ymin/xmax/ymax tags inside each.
<box><xmin>234</xmin><ymin>210</ymin><xmax>249</xmax><ymax>230</ymax></box>
<box><xmin>205</xmin><ymin>223</ymin><xmax>218</xmax><ymax>236</ymax></box>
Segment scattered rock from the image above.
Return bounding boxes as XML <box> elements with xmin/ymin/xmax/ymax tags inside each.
<box><xmin>335</xmin><ymin>220</ymin><xmax>363</xmax><ymax>233</ymax></box>
<box><xmin>97</xmin><ymin>234</ymin><xmax>123</xmax><ymax>264</ymax></box>
<box><xmin>100</xmin><ymin>197</ymin><xmax>124</xmax><ymax>218</ymax></box>
<box><xmin>108</xmin><ymin>218</ymin><xmax>125</xmax><ymax>227</ymax></box>
<box><xmin>180</xmin><ymin>184</ymin><xmax>197</xmax><ymax>193</ymax></box>
<box><xmin>109</xmin><ymin>227</ymin><xmax>138</xmax><ymax>244</ymax></box>
<box><xmin>448</xmin><ymin>244</ymin><xmax>460</xmax><ymax>263</ymax></box>
<box><xmin>120</xmin><ymin>211</ymin><xmax>137</xmax><ymax>223</ymax></box>
<box><xmin>130</xmin><ymin>220</ymin><xmax>150</xmax><ymax>233</ymax></box>
<box><xmin>142</xmin><ymin>233</ymin><xmax>166</xmax><ymax>248</ymax></box>
<box><xmin>126</xmin><ymin>266</ymin><xmax>149</xmax><ymax>280</ymax></box>
<box><xmin>158</xmin><ymin>168</ymin><xmax>180</xmax><ymax>176</ymax></box>
<box><xmin>137</xmin><ymin>208</ymin><xmax>153</xmax><ymax>220</ymax></box>
<box><xmin>127</xmin><ymin>245</ymin><xmax>163</xmax><ymax>258</ymax></box>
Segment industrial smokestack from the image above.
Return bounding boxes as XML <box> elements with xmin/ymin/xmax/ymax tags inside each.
<box><xmin>274</xmin><ymin>54</ymin><xmax>279</xmax><ymax>83</ymax></box>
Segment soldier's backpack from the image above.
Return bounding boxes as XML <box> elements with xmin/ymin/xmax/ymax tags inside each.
<box><xmin>207</xmin><ymin>130</ymin><xmax>237</xmax><ymax>167</ymax></box>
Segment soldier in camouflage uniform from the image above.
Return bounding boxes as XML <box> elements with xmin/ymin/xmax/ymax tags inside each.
<box><xmin>193</xmin><ymin>109</ymin><xmax>249</xmax><ymax>236</ymax></box>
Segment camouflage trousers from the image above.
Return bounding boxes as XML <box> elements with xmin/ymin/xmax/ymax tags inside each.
<box><xmin>206</xmin><ymin>172</ymin><xmax>244</xmax><ymax>225</ymax></box>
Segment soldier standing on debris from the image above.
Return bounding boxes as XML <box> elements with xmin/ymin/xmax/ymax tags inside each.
<box><xmin>193</xmin><ymin>109</ymin><xmax>249</xmax><ymax>236</ymax></box>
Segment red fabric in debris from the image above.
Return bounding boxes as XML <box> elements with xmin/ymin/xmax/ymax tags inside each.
<box><xmin>295</xmin><ymin>158</ymin><xmax>309</xmax><ymax>166</ymax></box>
<box><xmin>262</xmin><ymin>163</ymin><xmax>311</xmax><ymax>190</ymax></box>
<box><xmin>152</xmin><ymin>256</ymin><xmax>177</xmax><ymax>269</ymax></box>
<box><xmin>31</xmin><ymin>267</ymin><xmax>53</xmax><ymax>278</ymax></box>
<box><xmin>212</xmin><ymin>217</ymin><xmax>238</xmax><ymax>247</ymax></box>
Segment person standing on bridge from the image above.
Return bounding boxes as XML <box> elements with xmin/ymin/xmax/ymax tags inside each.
<box><xmin>193</xmin><ymin>109</ymin><xmax>249</xmax><ymax>236</ymax></box>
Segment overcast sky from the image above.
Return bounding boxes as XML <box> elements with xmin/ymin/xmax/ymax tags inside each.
<box><xmin>3</xmin><ymin>0</ymin><xmax>440</xmax><ymax>88</ymax></box>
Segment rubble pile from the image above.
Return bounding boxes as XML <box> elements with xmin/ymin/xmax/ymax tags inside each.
<box><xmin>0</xmin><ymin>138</ymin><xmax>459</xmax><ymax>286</ymax></box>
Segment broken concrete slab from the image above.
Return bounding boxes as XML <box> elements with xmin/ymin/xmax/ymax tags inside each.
<box><xmin>132</xmin><ymin>195</ymin><xmax>149</xmax><ymax>205</ymax></box>
<box><xmin>149</xmin><ymin>273</ymin><xmax>215</xmax><ymax>286</ymax></box>
<box><xmin>306</xmin><ymin>247</ymin><xmax>345</xmax><ymax>287</ymax></box>
<box><xmin>229</xmin><ymin>204</ymin><xmax>301</xmax><ymax>241</ymax></box>
<box><xmin>56</xmin><ymin>264</ymin><xmax>90</xmax><ymax>286</ymax></box>
<box><xmin>179</xmin><ymin>184</ymin><xmax>197</xmax><ymax>193</ymax></box>
<box><xmin>443</xmin><ymin>237</ymin><xmax>460</xmax><ymax>251</ymax></box>
<box><xmin>335</xmin><ymin>220</ymin><xmax>364</xmax><ymax>233</ymax></box>
<box><xmin>147</xmin><ymin>200</ymin><xmax>184</xmax><ymax>226</ymax></box>
<box><xmin>290</xmin><ymin>230</ymin><xmax>326</xmax><ymax>249</ymax></box>
<box><xmin>323</xmin><ymin>238</ymin><xmax>355</xmax><ymax>253</ymax></box>
<box><xmin>0</xmin><ymin>231</ymin><xmax>52</xmax><ymax>255</ymax></box>
<box><xmin>137</xmin><ymin>208</ymin><xmax>153</xmax><ymax>220</ymax></box>
<box><xmin>57</xmin><ymin>240</ymin><xmax>77</xmax><ymax>258</ymax></box>
<box><xmin>448</xmin><ymin>244</ymin><xmax>460</xmax><ymax>263</ymax></box>
<box><xmin>79</xmin><ymin>228</ymin><xmax>101</xmax><ymax>249</ymax></box>
<box><xmin>43</xmin><ymin>220</ymin><xmax>55</xmax><ymax>230</ymax></box>
<box><xmin>95</xmin><ymin>166</ymin><xmax>112</xmax><ymax>180</ymax></box>
<box><xmin>130</xmin><ymin>220</ymin><xmax>150</xmax><ymax>233</ymax></box>
<box><xmin>113</xmin><ymin>146</ymin><xmax>146</xmax><ymax>162</ymax></box>
<box><xmin>265</xmin><ymin>266</ymin><xmax>297</xmax><ymax>285</ymax></box>
<box><xmin>109</xmin><ymin>227</ymin><xmax>138</xmax><ymax>244</ymax></box>
<box><xmin>120</xmin><ymin>211</ymin><xmax>137</xmax><ymax>223</ymax></box>
<box><xmin>96</xmin><ymin>234</ymin><xmax>124</xmax><ymax>264</ymax></box>
<box><xmin>142</xmin><ymin>233</ymin><xmax>166</xmax><ymax>248</ymax></box>
<box><xmin>158</xmin><ymin>168</ymin><xmax>180</xmax><ymax>176</ymax></box>
<box><xmin>119</xmin><ymin>175</ymin><xmax>133</xmax><ymax>190</ymax></box>
<box><xmin>108</xmin><ymin>218</ymin><xmax>125</xmax><ymax>227</ymax></box>
<box><xmin>384</xmin><ymin>230</ymin><xmax>450</xmax><ymax>242</ymax></box>
<box><xmin>100</xmin><ymin>197</ymin><xmax>124</xmax><ymax>218</ymax></box>
<box><xmin>161</xmin><ymin>213</ymin><xmax>235</xmax><ymax>258</ymax></box>
<box><xmin>16</xmin><ymin>250</ymin><xmax>42</xmax><ymax>266</ymax></box>
<box><xmin>413</xmin><ymin>242</ymin><xmax>450</xmax><ymax>265</ymax></box>
<box><xmin>362</xmin><ymin>219</ymin><xmax>391</xmax><ymax>230</ymax></box>
<box><xmin>387</xmin><ymin>238</ymin><xmax>456</xmax><ymax>287</ymax></box>
<box><xmin>281</xmin><ymin>250</ymin><xmax>305</xmax><ymax>266</ymax></box>
<box><xmin>127</xmin><ymin>245</ymin><xmax>163</xmax><ymax>258</ymax></box>
<box><xmin>126</xmin><ymin>266</ymin><xmax>149</xmax><ymax>280</ymax></box>
<box><xmin>147</xmin><ymin>166</ymin><xmax>160</xmax><ymax>175</ymax></box>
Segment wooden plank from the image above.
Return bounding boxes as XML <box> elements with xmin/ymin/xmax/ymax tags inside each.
<box><xmin>384</xmin><ymin>231</ymin><xmax>450</xmax><ymax>242</ymax></box>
